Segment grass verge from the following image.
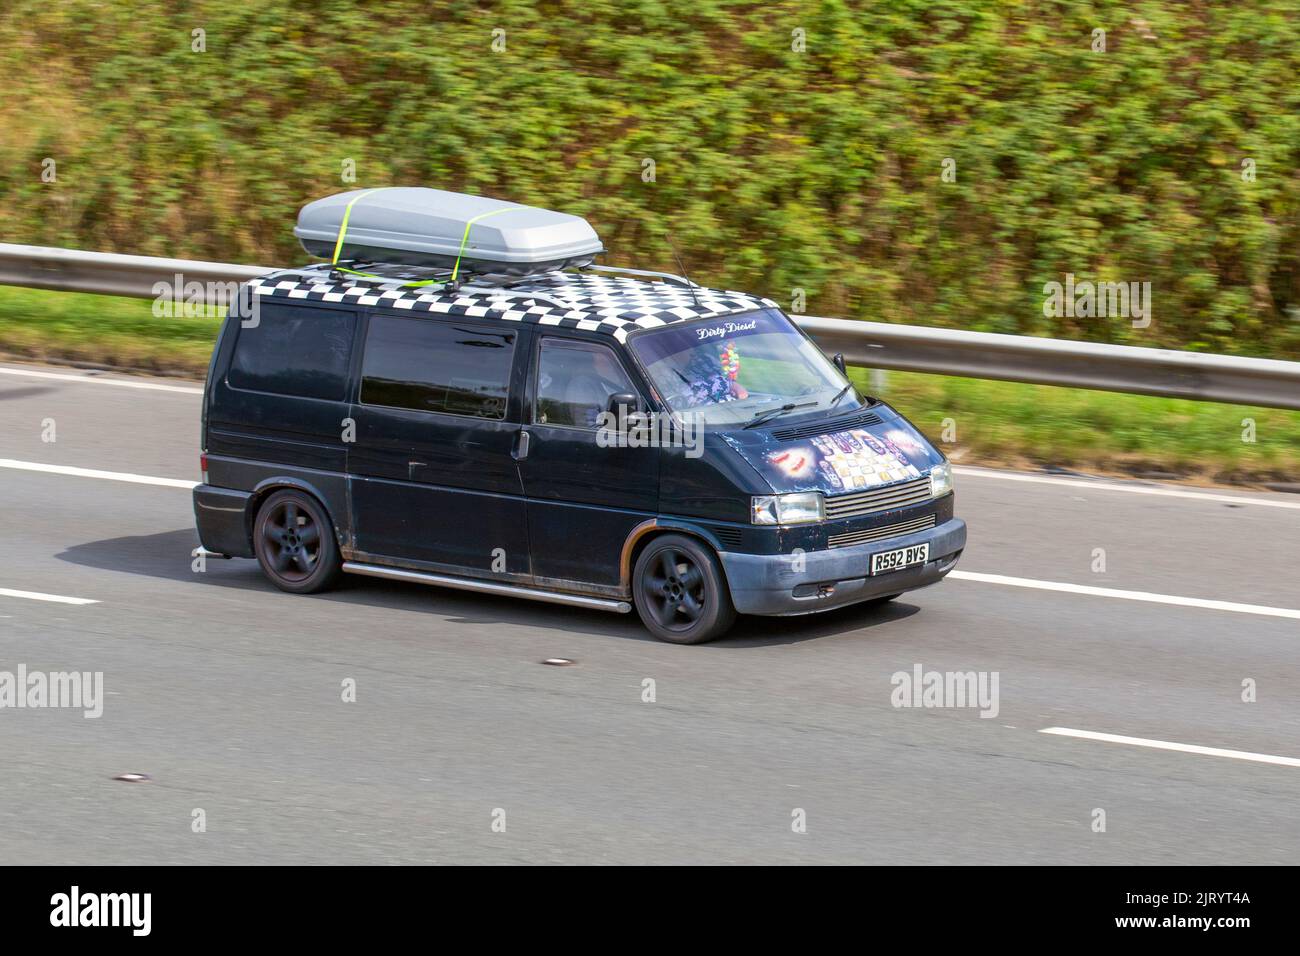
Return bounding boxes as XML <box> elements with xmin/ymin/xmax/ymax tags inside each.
<box><xmin>0</xmin><ymin>286</ymin><xmax>221</xmax><ymax>374</ymax></box>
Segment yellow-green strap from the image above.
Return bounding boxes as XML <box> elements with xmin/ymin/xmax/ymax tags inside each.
<box><xmin>331</xmin><ymin>187</ymin><xmax>439</xmax><ymax>287</ymax></box>
<box><xmin>331</xmin><ymin>187</ymin><xmax>391</xmax><ymax>265</ymax></box>
<box><xmin>449</xmin><ymin>206</ymin><xmax>515</xmax><ymax>283</ymax></box>
<box><xmin>333</xmin><ymin>265</ymin><xmax>444</xmax><ymax>287</ymax></box>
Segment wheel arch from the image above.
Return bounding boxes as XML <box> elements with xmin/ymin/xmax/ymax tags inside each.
<box><xmin>247</xmin><ymin>477</ymin><xmax>346</xmax><ymax>549</ymax></box>
<box><xmin>620</xmin><ymin>519</ymin><xmax>733</xmax><ymax>594</ymax></box>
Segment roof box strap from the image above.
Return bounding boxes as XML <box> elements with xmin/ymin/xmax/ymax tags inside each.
<box><xmin>330</xmin><ymin>187</ymin><xmax>394</xmax><ymax>266</ymax></box>
<box><xmin>449</xmin><ymin>206</ymin><xmax>514</xmax><ymax>283</ymax></box>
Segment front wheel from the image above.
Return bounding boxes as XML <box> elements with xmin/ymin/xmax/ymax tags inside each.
<box><xmin>632</xmin><ymin>534</ymin><xmax>735</xmax><ymax>644</ymax></box>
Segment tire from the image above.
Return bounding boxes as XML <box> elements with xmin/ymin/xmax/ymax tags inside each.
<box><xmin>632</xmin><ymin>534</ymin><xmax>736</xmax><ymax>644</ymax></box>
<box><xmin>252</xmin><ymin>489</ymin><xmax>342</xmax><ymax>594</ymax></box>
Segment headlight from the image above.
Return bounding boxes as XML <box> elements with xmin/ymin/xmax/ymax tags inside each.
<box><xmin>930</xmin><ymin>462</ymin><xmax>953</xmax><ymax>498</ymax></box>
<box><xmin>751</xmin><ymin>492</ymin><xmax>825</xmax><ymax>526</ymax></box>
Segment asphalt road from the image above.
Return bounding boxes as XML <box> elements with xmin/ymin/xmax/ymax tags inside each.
<box><xmin>1</xmin><ymin>360</ymin><xmax>1298</xmax><ymax>865</ymax></box>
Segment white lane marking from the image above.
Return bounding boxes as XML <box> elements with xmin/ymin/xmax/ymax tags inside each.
<box><xmin>0</xmin><ymin>458</ymin><xmax>196</xmax><ymax>489</ymax></box>
<box><xmin>1040</xmin><ymin>727</ymin><xmax>1300</xmax><ymax>768</ymax></box>
<box><xmin>0</xmin><ymin>587</ymin><xmax>99</xmax><ymax>606</ymax></box>
<box><xmin>949</xmin><ymin>570</ymin><xmax>1300</xmax><ymax>621</ymax></box>
<box><xmin>0</xmin><ymin>366</ymin><xmax>202</xmax><ymax>394</ymax></box>
<box><xmin>953</xmin><ymin>465</ymin><xmax>1300</xmax><ymax>510</ymax></box>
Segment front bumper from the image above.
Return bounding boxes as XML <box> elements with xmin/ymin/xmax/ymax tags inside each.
<box><xmin>719</xmin><ymin>517</ymin><xmax>966</xmax><ymax>616</ymax></box>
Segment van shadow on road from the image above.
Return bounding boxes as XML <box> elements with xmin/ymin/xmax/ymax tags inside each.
<box><xmin>56</xmin><ymin>528</ymin><xmax>919</xmax><ymax>647</ymax></box>
<box><xmin>0</xmin><ymin>384</ymin><xmax>59</xmax><ymax>401</ymax></box>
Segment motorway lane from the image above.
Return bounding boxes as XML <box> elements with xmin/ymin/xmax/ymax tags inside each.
<box><xmin>1</xmin><ymin>361</ymin><xmax>1298</xmax><ymax>864</ymax></box>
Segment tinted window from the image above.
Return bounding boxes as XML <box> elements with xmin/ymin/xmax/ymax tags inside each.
<box><xmin>227</xmin><ymin>303</ymin><xmax>354</xmax><ymax>401</ymax></box>
<box><xmin>361</xmin><ymin>315</ymin><xmax>515</xmax><ymax>419</ymax></box>
<box><xmin>535</xmin><ymin>339</ymin><xmax>635</xmax><ymax>429</ymax></box>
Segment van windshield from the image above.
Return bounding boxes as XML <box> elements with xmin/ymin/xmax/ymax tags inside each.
<box><xmin>627</xmin><ymin>308</ymin><xmax>861</xmax><ymax>427</ymax></box>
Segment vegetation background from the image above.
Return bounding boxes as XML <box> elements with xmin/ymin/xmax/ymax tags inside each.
<box><xmin>0</xmin><ymin>1</ymin><xmax>1297</xmax><ymax>482</ymax></box>
<box><xmin>1</xmin><ymin>0</ymin><xmax>1298</xmax><ymax>358</ymax></box>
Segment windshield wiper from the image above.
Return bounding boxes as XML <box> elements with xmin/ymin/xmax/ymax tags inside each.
<box><xmin>829</xmin><ymin>383</ymin><xmax>854</xmax><ymax>407</ymax></box>
<box><xmin>742</xmin><ymin>401</ymin><xmax>818</xmax><ymax>430</ymax></box>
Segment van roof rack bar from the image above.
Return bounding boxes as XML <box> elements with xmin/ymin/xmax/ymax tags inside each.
<box><xmin>324</xmin><ymin>260</ymin><xmax>570</xmax><ymax>288</ymax></box>
<box><xmin>324</xmin><ymin>260</ymin><xmax>454</xmax><ymax>283</ymax></box>
<box><xmin>582</xmin><ymin>264</ymin><xmax>697</xmax><ymax>288</ymax></box>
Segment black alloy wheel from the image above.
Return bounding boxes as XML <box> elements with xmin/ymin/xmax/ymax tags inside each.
<box><xmin>633</xmin><ymin>534</ymin><xmax>735</xmax><ymax>644</ymax></box>
<box><xmin>253</xmin><ymin>489</ymin><xmax>342</xmax><ymax>594</ymax></box>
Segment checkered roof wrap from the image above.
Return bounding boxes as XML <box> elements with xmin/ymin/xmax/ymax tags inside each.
<box><xmin>248</xmin><ymin>266</ymin><xmax>779</xmax><ymax>342</ymax></box>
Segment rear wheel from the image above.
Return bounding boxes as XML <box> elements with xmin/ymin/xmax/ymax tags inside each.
<box><xmin>253</xmin><ymin>489</ymin><xmax>342</xmax><ymax>594</ymax></box>
<box><xmin>632</xmin><ymin>534</ymin><xmax>735</xmax><ymax>644</ymax></box>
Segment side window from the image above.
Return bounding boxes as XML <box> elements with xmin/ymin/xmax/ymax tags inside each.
<box><xmin>360</xmin><ymin>315</ymin><xmax>515</xmax><ymax>419</ymax></box>
<box><xmin>227</xmin><ymin>303</ymin><xmax>354</xmax><ymax>401</ymax></box>
<box><xmin>534</xmin><ymin>339</ymin><xmax>635</xmax><ymax>429</ymax></box>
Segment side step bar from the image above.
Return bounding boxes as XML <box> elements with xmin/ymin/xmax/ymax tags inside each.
<box><xmin>341</xmin><ymin>562</ymin><xmax>633</xmax><ymax>614</ymax></box>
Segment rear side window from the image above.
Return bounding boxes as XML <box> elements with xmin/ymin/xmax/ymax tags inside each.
<box><xmin>360</xmin><ymin>315</ymin><xmax>515</xmax><ymax>419</ymax></box>
<box><xmin>227</xmin><ymin>303</ymin><xmax>354</xmax><ymax>401</ymax></box>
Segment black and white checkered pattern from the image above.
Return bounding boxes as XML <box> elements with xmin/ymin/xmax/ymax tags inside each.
<box><xmin>248</xmin><ymin>266</ymin><xmax>777</xmax><ymax>341</ymax></box>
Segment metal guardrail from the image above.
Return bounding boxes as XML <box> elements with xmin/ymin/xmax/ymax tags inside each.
<box><xmin>0</xmin><ymin>242</ymin><xmax>273</xmax><ymax>297</ymax></box>
<box><xmin>3</xmin><ymin>242</ymin><xmax>1299</xmax><ymax>410</ymax></box>
<box><xmin>799</xmin><ymin>316</ymin><xmax>1300</xmax><ymax>411</ymax></box>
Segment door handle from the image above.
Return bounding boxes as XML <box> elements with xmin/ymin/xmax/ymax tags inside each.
<box><xmin>512</xmin><ymin>430</ymin><xmax>530</xmax><ymax>461</ymax></box>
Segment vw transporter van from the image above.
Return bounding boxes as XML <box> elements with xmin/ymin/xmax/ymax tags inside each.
<box><xmin>193</xmin><ymin>188</ymin><xmax>966</xmax><ymax>643</ymax></box>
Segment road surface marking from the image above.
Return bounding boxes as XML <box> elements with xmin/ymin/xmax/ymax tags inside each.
<box><xmin>0</xmin><ymin>365</ymin><xmax>202</xmax><ymax>394</ymax></box>
<box><xmin>949</xmin><ymin>570</ymin><xmax>1300</xmax><ymax>620</ymax></box>
<box><xmin>0</xmin><ymin>458</ymin><xmax>197</xmax><ymax>489</ymax></box>
<box><xmin>1040</xmin><ymin>727</ymin><xmax>1300</xmax><ymax>768</ymax></box>
<box><xmin>954</xmin><ymin>465</ymin><xmax>1300</xmax><ymax>510</ymax></box>
<box><xmin>0</xmin><ymin>587</ymin><xmax>99</xmax><ymax>606</ymax></box>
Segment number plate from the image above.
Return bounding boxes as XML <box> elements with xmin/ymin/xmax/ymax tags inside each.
<box><xmin>870</xmin><ymin>543</ymin><xmax>929</xmax><ymax>575</ymax></box>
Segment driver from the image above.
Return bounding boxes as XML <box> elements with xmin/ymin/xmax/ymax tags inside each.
<box><xmin>677</xmin><ymin>340</ymin><xmax>748</xmax><ymax>407</ymax></box>
<box><xmin>565</xmin><ymin>349</ymin><xmax>631</xmax><ymax>428</ymax></box>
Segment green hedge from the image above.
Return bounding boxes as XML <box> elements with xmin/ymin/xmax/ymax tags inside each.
<box><xmin>2</xmin><ymin>1</ymin><xmax>1297</xmax><ymax>356</ymax></box>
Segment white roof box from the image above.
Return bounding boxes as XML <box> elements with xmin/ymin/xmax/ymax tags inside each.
<box><xmin>294</xmin><ymin>187</ymin><xmax>604</xmax><ymax>276</ymax></box>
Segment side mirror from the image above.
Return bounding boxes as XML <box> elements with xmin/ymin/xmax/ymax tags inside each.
<box><xmin>607</xmin><ymin>391</ymin><xmax>639</xmax><ymax>414</ymax></box>
<box><xmin>605</xmin><ymin>392</ymin><xmax>640</xmax><ymax>431</ymax></box>
<box><xmin>833</xmin><ymin>353</ymin><xmax>848</xmax><ymax>374</ymax></box>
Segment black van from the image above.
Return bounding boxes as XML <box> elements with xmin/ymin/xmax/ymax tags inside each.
<box><xmin>194</xmin><ymin>263</ymin><xmax>965</xmax><ymax>643</ymax></box>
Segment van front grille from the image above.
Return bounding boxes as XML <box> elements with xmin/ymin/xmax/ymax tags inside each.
<box><xmin>824</xmin><ymin>475</ymin><xmax>932</xmax><ymax>520</ymax></box>
<box><xmin>827</xmin><ymin>514</ymin><xmax>936</xmax><ymax>549</ymax></box>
